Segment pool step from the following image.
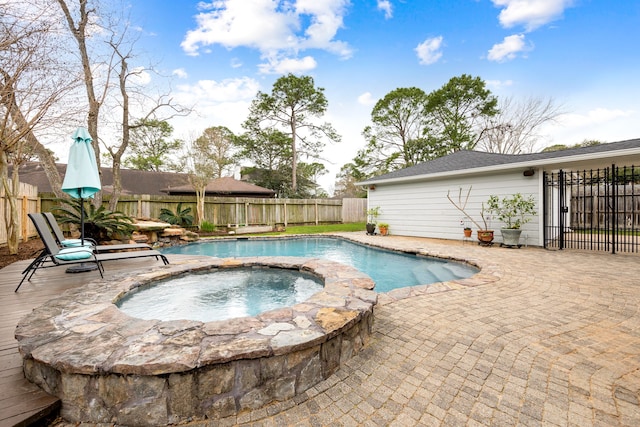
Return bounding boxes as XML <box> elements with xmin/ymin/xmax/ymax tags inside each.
<box><xmin>411</xmin><ymin>262</ymin><xmax>468</xmax><ymax>285</ymax></box>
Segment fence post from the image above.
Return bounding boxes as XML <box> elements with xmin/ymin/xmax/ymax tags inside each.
<box><xmin>315</xmin><ymin>200</ymin><xmax>318</xmax><ymax>225</ymax></box>
<box><xmin>284</xmin><ymin>201</ymin><xmax>288</xmax><ymax>227</ymax></box>
<box><xmin>22</xmin><ymin>195</ymin><xmax>28</xmax><ymax>241</ymax></box>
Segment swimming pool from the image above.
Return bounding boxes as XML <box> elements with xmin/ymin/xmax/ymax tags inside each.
<box><xmin>161</xmin><ymin>237</ymin><xmax>478</xmax><ymax>292</ymax></box>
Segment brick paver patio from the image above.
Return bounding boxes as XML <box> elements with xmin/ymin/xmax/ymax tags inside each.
<box><xmin>24</xmin><ymin>234</ymin><xmax>640</xmax><ymax>426</ymax></box>
<box><xmin>214</xmin><ymin>234</ymin><xmax>640</xmax><ymax>426</ymax></box>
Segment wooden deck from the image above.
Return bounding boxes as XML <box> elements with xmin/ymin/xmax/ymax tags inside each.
<box><xmin>0</xmin><ymin>255</ymin><xmax>178</xmax><ymax>427</ymax></box>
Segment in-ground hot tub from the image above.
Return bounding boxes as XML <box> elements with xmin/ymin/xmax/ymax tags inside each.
<box><xmin>15</xmin><ymin>257</ymin><xmax>377</xmax><ymax>426</ymax></box>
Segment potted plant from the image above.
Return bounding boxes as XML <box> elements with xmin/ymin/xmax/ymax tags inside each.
<box><xmin>366</xmin><ymin>206</ymin><xmax>381</xmax><ymax>235</ymax></box>
<box><xmin>378</xmin><ymin>222</ymin><xmax>389</xmax><ymax>236</ymax></box>
<box><xmin>463</xmin><ymin>226</ymin><xmax>472</xmax><ymax>238</ymax></box>
<box><xmin>486</xmin><ymin>193</ymin><xmax>536</xmax><ymax>247</ymax></box>
<box><xmin>447</xmin><ymin>187</ymin><xmax>494</xmax><ymax>244</ymax></box>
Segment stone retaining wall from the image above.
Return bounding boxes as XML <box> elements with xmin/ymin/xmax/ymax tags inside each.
<box><xmin>15</xmin><ymin>257</ymin><xmax>377</xmax><ymax>426</ymax></box>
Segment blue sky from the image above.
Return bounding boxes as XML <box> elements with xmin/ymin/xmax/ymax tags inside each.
<box><xmin>126</xmin><ymin>0</ymin><xmax>640</xmax><ymax>192</ymax></box>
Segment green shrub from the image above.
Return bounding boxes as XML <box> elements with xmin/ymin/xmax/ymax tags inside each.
<box><xmin>200</xmin><ymin>221</ymin><xmax>216</xmax><ymax>232</ymax></box>
<box><xmin>159</xmin><ymin>203</ymin><xmax>194</xmax><ymax>227</ymax></box>
<box><xmin>52</xmin><ymin>198</ymin><xmax>135</xmax><ymax>241</ymax></box>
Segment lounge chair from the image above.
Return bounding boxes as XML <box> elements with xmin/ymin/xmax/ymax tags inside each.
<box><xmin>16</xmin><ymin>213</ymin><xmax>169</xmax><ymax>292</ymax></box>
<box><xmin>42</xmin><ymin>212</ymin><xmax>152</xmax><ymax>252</ymax></box>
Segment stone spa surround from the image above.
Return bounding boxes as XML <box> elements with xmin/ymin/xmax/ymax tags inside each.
<box><xmin>15</xmin><ymin>257</ymin><xmax>377</xmax><ymax>426</ymax></box>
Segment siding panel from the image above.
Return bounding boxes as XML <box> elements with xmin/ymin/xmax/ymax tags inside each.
<box><xmin>367</xmin><ymin>171</ymin><xmax>541</xmax><ymax>245</ymax></box>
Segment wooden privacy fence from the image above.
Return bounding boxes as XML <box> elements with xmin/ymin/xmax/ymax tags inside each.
<box><xmin>571</xmin><ymin>184</ymin><xmax>640</xmax><ymax>229</ymax></box>
<box><xmin>0</xmin><ymin>180</ymin><xmax>40</xmax><ymax>245</ymax></box>
<box><xmin>40</xmin><ymin>194</ymin><xmax>367</xmax><ymax>226</ymax></box>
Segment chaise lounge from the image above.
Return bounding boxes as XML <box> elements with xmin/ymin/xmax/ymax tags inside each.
<box><xmin>42</xmin><ymin>212</ymin><xmax>152</xmax><ymax>252</ymax></box>
<box><xmin>16</xmin><ymin>213</ymin><xmax>169</xmax><ymax>292</ymax></box>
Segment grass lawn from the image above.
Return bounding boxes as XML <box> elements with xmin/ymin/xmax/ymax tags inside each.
<box><xmin>202</xmin><ymin>222</ymin><xmax>366</xmax><ymax>238</ymax></box>
<box><xmin>268</xmin><ymin>222</ymin><xmax>365</xmax><ymax>235</ymax></box>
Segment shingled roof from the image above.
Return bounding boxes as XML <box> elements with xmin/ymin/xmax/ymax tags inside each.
<box><xmin>161</xmin><ymin>176</ymin><xmax>276</xmax><ymax>198</ymax></box>
<box><xmin>360</xmin><ymin>138</ymin><xmax>640</xmax><ymax>185</ymax></box>
<box><xmin>14</xmin><ymin>163</ymin><xmax>275</xmax><ymax>197</ymax></box>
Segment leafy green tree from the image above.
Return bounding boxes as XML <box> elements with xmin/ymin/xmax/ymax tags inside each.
<box><xmin>426</xmin><ymin>74</ymin><xmax>498</xmax><ymax>153</ymax></box>
<box><xmin>349</xmin><ymin>76</ymin><xmax>498</xmax><ymax>179</ymax></box>
<box><xmin>124</xmin><ymin>119</ymin><xmax>181</xmax><ymax>171</ymax></box>
<box><xmin>541</xmin><ymin>139</ymin><xmax>603</xmax><ymax>152</ymax></box>
<box><xmin>297</xmin><ymin>162</ymin><xmax>328</xmax><ymax>198</ymax></box>
<box><xmin>243</xmin><ymin>73</ymin><xmax>340</xmax><ymax>194</ymax></box>
<box><xmin>235</xmin><ymin>128</ymin><xmax>292</xmax><ymax>172</ymax></box>
<box><xmin>358</xmin><ymin>87</ymin><xmax>433</xmax><ymax>174</ymax></box>
<box><xmin>235</xmin><ymin>128</ymin><xmax>293</xmax><ymax>196</ymax></box>
<box><xmin>333</xmin><ymin>163</ymin><xmax>367</xmax><ymax>198</ymax></box>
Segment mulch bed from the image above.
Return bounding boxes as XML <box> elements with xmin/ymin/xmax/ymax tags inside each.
<box><xmin>0</xmin><ymin>239</ymin><xmax>44</xmax><ymax>270</ymax></box>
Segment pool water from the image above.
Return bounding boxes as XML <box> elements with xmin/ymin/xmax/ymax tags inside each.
<box><xmin>117</xmin><ymin>267</ymin><xmax>324</xmax><ymax>322</ymax></box>
<box><xmin>161</xmin><ymin>237</ymin><xmax>478</xmax><ymax>293</ymax></box>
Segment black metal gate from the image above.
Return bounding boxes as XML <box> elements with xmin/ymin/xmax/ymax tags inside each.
<box><xmin>543</xmin><ymin>165</ymin><xmax>640</xmax><ymax>253</ymax></box>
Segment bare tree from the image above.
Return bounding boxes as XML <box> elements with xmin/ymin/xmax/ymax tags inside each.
<box><xmin>176</xmin><ymin>133</ymin><xmax>220</xmax><ymax>226</ymax></box>
<box><xmin>476</xmin><ymin>96</ymin><xmax>564</xmax><ymax>154</ymax></box>
<box><xmin>104</xmin><ymin>32</ymin><xmax>189</xmax><ymax>211</ymax></box>
<box><xmin>196</xmin><ymin>126</ymin><xmax>237</xmax><ymax>179</ymax></box>
<box><xmin>0</xmin><ymin>1</ymin><xmax>76</xmax><ymax>253</ymax></box>
<box><xmin>56</xmin><ymin>0</ymin><xmax>115</xmax><ymax>206</ymax></box>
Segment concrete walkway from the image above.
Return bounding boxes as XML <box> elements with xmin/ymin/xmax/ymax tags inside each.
<box><xmin>214</xmin><ymin>234</ymin><xmax>640</xmax><ymax>426</ymax></box>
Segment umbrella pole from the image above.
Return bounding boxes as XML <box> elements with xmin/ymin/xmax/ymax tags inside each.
<box><xmin>80</xmin><ymin>196</ymin><xmax>85</xmax><ymax>247</ymax></box>
<box><xmin>66</xmin><ymin>195</ymin><xmax>98</xmax><ymax>273</ymax></box>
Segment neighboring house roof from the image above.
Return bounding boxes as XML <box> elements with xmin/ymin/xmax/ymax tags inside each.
<box><xmin>14</xmin><ymin>163</ymin><xmax>191</xmax><ymax>195</ymax></box>
<box><xmin>13</xmin><ymin>163</ymin><xmax>274</xmax><ymax>197</ymax></box>
<box><xmin>360</xmin><ymin>138</ymin><xmax>640</xmax><ymax>185</ymax></box>
<box><xmin>161</xmin><ymin>176</ymin><xmax>276</xmax><ymax>198</ymax></box>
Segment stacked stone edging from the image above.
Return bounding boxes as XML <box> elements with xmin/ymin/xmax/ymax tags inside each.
<box><xmin>15</xmin><ymin>257</ymin><xmax>377</xmax><ymax>426</ymax></box>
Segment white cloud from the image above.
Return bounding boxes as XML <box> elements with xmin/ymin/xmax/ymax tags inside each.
<box><xmin>557</xmin><ymin>108</ymin><xmax>634</xmax><ymax>128</ymax></box>
<box><xmin>169</xmin><ymin>77</ymin><xmax>262</xmax><ymax>141</ymax></box>
<box><xmin>492</xmin><ymin>0</ymin><xmax>574</xmax><ymax>31</ymax></box>
<box><xmin>358</xmin><ymin>92</ymin><xmax>376</xmax><ymax>106</ymax></box>
<box><xmin>415</xmin><ymin>36</ymin><xmax>444</xmax><ymax>65</ymax></box>
<box><xmin>175</xmin><ymin>77</ymin><xmax>260</xmax><ymax>103</ymax></box>
<box><xmin>487</xmin><ymin>34</ymin><xmax>531</xmax><ymax>62</ymax></box>
<box><xmin>258</xmin><ymin>55</ymin><xmax>318</xmax><ymax>74</ymax></box>
<box><xmin>172</xmin><ymin>68</ymin><xmax>188</xmax><ymax>79</ymax></box>
<box><xmin>540</xmin><ymin>107</ymin><xmax>638</xmax><ymax>148</ymax></box>
<box><xmin>486</xmin><ymin>79</ymin><xmax>514</xmax><ymax>89</ymax></box>
<box><xmin>181</xmin><ymin>0</ymin><xmax>352</xmax><ymax>68</ymax></box>
<box><xmin>377</xmin><ymin>0</ymin><xmax>393</xmax><ymax>19</ymax></box>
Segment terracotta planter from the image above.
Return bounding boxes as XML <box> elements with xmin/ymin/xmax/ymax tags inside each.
<box><xmin>379</xmin><ymin>226</ymin><xmax>389</xmax><ymax>236</ymax></box>
<box><xmin>477</xmin><ymin>230</ymin><xmax>494</xmax><ymax>244</ymax></box>
<box><xmin>463</xmin><ymin>228</ymin><xmax>472</xmax><ymax>238</ymax></box>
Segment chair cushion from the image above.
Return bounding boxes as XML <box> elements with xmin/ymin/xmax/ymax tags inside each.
<box><xmin>62</xmin><ymin>239</ymin><xmax>93</xmax><ymax>248</ymax></box>
<box><xmin>55</xmin><ymin>248</ymin><xmax>94</xmax><ymax>261</ymax></box>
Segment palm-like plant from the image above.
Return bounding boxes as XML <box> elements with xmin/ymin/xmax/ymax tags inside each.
<box><xmin>52</xmin><ymin>198</ymin><xmax>135</xmax><ymax>241</ymax></box>
<box><xmin>159</xmin><ymin>203</ymin><xmax>194</xmax><ymax>227</ymax></box>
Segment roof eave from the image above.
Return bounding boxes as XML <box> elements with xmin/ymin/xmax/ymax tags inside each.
<box><xmin>359</xmin><ymin>147</ymin><xmax>640</xmax><ymax>186</ymax></box>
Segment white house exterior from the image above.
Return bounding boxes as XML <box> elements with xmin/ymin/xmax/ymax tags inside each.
<box><xmin>359</xmin><ymin>139</ymin><xmax>640</xmax><ymax>247</ymax></box>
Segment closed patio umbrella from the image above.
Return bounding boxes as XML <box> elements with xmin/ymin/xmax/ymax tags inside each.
<box><xmin>61</xmin><ymin>127</ymin><xmax>101</xmax><ymax>272</ymax></box>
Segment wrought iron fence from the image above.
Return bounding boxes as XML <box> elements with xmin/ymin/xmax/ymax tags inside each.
<box><xmin>544</xmin><ymin>165</ymin><xmax>640</xmax><ymax>253</ymax></box>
